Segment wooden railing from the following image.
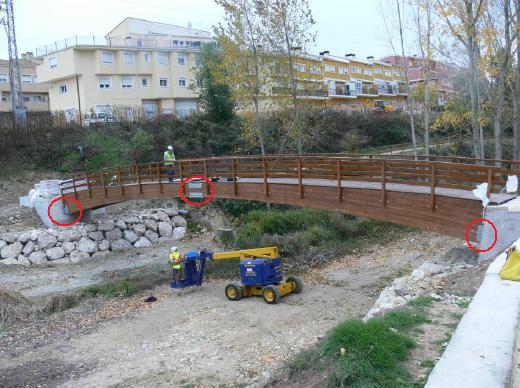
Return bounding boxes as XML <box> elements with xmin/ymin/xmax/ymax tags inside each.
<box><xmin>60</xmin><ymin>154</ymin><xmax>520</xmax><ymax>210</ymax></box>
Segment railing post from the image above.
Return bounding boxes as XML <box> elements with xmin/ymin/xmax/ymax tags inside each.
<box><xmin>136</xmin><ymin>165</ymin><xmax>142</xmax><ymax>194</ymax></box>
<box><xmin>297</xmin><ymin>156</ymin><xmax>303</xmax><ymax>199</ymax></box>
<box><xmin>487</xmin><ymin>168</ymin><xmax>493</xmax><ymax>199</ymax></box>
<box><xmin>232</xmin><ymin>159</ymin><xmax>238</xmax><ymax>195</ymax></box>
<box><xmin>204</xmin><ymin>160</ymin><xmax>210</xmax><ymax>194</ymax></box>
<box><xmin>148</xmin><ymin>163</ymin><xmax>152</xmax><ymax>182</ymax></box>
<box><xmin>156</xmin><ymin>163</ymin><xmax>163</xmax><ymax>194</ymax></box>
<box><xmin>430</xmin><ymin>162</ymin><xmax>436</xmax><ymax>212</ymax></box>
<box><xmin>100</xmin><ymin>170</ymin><xmax>107</xmax><ymax>198</ymax></box>
<box><xmin>117</xmin><ymin>167</ymin><xmax>124</xmax><ymax>196</ymax></box>
<box><xmin>86</xmin><ymin>171</ymin><xmax>92</xmax><ymax>199</ymax></box>
<box><xmin>263</xmin><ymin>157</ymin><xmax>269</xmax><ymax>198</ymax></box>
<box><xmin>337</xmin><ymin>159</ymin><xmax>342</xmax><ymax>202</ymax></box>
<box><xmin>179</xmin><ymin>160</ymin><xmax>183</xmax><ymax>183</ymax></box>
<box><xmin>72</xmin><ymin>174</ymin><xmax>77</xmax><ymax>200</ymax></box>
<box><xmin>381</xmin><ymin>160</ymin><xmax>387</xmax><ymax>207</ymax></box>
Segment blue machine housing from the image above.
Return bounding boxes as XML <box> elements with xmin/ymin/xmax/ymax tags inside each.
<box><xmin>171</xmin><ymin>250</ymin><xmax>211</xmax><ymax>289</ymax></box>
<box><xmin>239</xmin><ymin>257</ymin><xmax>283</xmax><ymax>286</ymax></box>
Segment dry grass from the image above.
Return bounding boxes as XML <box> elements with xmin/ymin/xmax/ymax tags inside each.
<box><xmin>0</xmin><ymin>288</ymin><xmax>39</xmax><ymax>328</ymax></box>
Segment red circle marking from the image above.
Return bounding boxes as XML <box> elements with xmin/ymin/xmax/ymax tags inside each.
<box><xmin>47</xmin><ymin>196</ymin><xmax>83</xmax><ymax>227</ymax></box>
<box><xmin>179</xmin><ymin>176</ymin><xmax>215</xmax><ymax>207</ymax></box>
<box><xmin>465</xmin><ymin>218</ymin><xmax>498</xmax><ymax>253</ymax></box>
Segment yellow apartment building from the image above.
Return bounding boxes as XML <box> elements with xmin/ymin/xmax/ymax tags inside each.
<box><xmin>35</xmin><ymin>18</ymin><xmax>213</xmax><ymax>121</ymax></box>
<box><xmin>0</xmin><ymin>53</ymin><xmax>50</xmax><ymax>112</ymax></box>
<box><xmin>286</xmin><ymin>52</ymin><xmax>408</xmax><ymax>111</ymax></box>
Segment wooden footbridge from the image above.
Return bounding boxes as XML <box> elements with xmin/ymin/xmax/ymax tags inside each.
<box><xmin>59</xmin><ymin>154</ymin><xmax>519</xmax><ymax>239</ymax></box>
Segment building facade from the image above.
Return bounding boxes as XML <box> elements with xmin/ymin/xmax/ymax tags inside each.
<box><xmin>378</xmin><ymin>55</ymin><xmax>458</xmax><ymax>107</ymax></box>
<box><xmin>0</xmin><ymin>53</ymin><xmax>50</xmax><ymax>112</ymax></box>
<box><xmin>35</xmin><ymin>18</ymin><xmax>213</xmax><ymax>121</ymax></box>
<box><xmin>274</xmin><ymin>52</ymin><xmax>408</xmax><ymax>111</ymax></box>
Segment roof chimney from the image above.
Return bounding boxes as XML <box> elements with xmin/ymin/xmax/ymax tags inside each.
<box><xmin>367</xmin><ymin>56</ymin><xmax>374</xmax><ymax>63</ymax></box>
<box><xmin>345</xmin><ymin>53</ymin><xmax>355</xmax><ymax>58</ymax></box>
<box><xmin>319</xmin><ymin>50</ymin><xmax>330</xmax><ymax>56</ymax></box>
<box><xmin>21</xmin><ymin>53</ymin><xmax>26</xmax><ymax>60</ymax></box>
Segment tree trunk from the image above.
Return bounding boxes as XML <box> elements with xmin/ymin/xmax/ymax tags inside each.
<box><xmin>253</xmin><ymin>96</ymin><xmax>266</xmax><ymax>155</ymax></box>
<box><xmin>468</xmin><ymin>39</ymin><xmax>482</xmax><ymax>160</ymax></box>
<box><xmin>514</xmin><ymin>0</ymin><xmax>520</xmax><ymax>161</ymax></box>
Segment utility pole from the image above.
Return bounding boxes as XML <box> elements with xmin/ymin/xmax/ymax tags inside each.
<box><xmin>0</xmin><ymin>0</ymin><xmax>26</xmax><ymax>128</ymax></box>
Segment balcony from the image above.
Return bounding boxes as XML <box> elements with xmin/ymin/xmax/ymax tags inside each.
<box><xmin>329</xmin><ymin>88</ymin><xmax>357</xmax><ymax>98</ymax></box>
<box><xmin>272</xmin><ymin>87</ymin><xmax>328</xmax><ymax>98</ymax></box>
<box><xmin>358</xmin><ymin>84</ymin><xmax>378</xmax><ymax>96</ymax></box>
<box><xmin>36</xmin><ymin>35</ymin><xmax>204</xmax><ymax>56</ymax></box>
<box><xmin>397</xmin><ymin>84</ymin><xmax>409</xmax><ymax>95</ymax></box>
<box><xmin>378</xmin><ymin>85</ymin><xmax>397</xmax><ymax>95</ymax></box>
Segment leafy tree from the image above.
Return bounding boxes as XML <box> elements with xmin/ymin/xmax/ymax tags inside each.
<box><xmin>192</xmin><ymin>43</ymin><xmax>236</xmax><ymax>123</ymax></box>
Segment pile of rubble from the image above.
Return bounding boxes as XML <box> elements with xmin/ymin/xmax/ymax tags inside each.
<box><xmin>0</xmin><ymin>208</ymin><xmax>187</xmax><ymax>266</ymax></box>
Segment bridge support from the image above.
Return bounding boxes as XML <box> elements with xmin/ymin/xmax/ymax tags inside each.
<box><xmin>479</xmin><ymin>197</ymin><xmax>520</xmax><ymax>262</ymax></box>
<box><xmin>19</xmin><ymin>180</ymin><xmax>106</xmax><ymax>227</ymax></box>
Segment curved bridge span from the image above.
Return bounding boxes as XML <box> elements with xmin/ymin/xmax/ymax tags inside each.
<box><xmin>60</xmin><ymin>154</ymin><xmax>519</xmax><ymax>239</ymax></box>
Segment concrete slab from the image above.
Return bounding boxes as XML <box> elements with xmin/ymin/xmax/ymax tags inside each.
<box><xmin>426</xmin><ymin>238</ymin><xmax>520</xmax><ymax>388</ymax></box>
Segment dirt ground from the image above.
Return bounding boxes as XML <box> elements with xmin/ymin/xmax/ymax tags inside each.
<box><xmin>0</xmin><ymin>229</ymin><xmax>479</xmax><ymax>387</ymax></box>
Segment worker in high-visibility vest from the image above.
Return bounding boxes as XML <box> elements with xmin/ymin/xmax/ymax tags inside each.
<box><xmin>164</xmin><ymin>145</ymin><xmax>176</xmax><ymax>182</ymax></box>
<box><xmin>169</xmin><ymin>246</ymin><xmax>183</xmax><ymax>282</ymax></box>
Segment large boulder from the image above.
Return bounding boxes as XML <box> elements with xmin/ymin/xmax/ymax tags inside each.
<box><xmin>62</xmin><ymin>241</ymin><xmax>76</xmax><ymax>254</ymax></box>
<box><xmin>37</xmin><ymin>234</ymin><xmax>57</xmax><ymax>249</ymax></box>
<box><xmin>123</xmin><ymin>230</ymin><xmax>139</xmax><ymax>244</ymax></box>
<box><xmin>1</xmin><ymin>242</ymin><xmax>23</xmax><ymax>259</ymax></box>
<box><xmin>172</xmin><ymin>216</ymin><xmax>187</xmax><ymax>227</ymax></box>
<box><xmin>46</xmin><ymin>247</ymin><xmax>65</xmax><ymax>260</ymax></box>
<box><xmin>155</xmin><ymin>211</ymin><xmax>170</xmax><ymax>222</ymax></box>
<box><xmin>157</xmin><ymin>222</ymin><xmax>173</xmax><ymax>237</ymax></box>
<box><xmin>96</xmin><ymin>219</ymin><xmax>115</xmax><ymax>232</ymax></box>
<box><xmin>69</xmin><ymin>250</ymin><xmax>90</xmax><ymax>263</ymax></box>
<box><xmin>134</xmin><ymin>237</ymin><xmax>152</xmax><ymax>248</ymax></box>
<box><xmin>105</xmin><ymin>228</ymin><xmax>123</xmax><ymax>241</ymax></box>
<box><xmin>88</xmin><ymin>231</ymin><xmax>104</xmax><ymax>241</ymax></box>
<box><xmin>132</xmin><ymin>223</ymin><xmax>146</xmax><ymax>236</ymax></box>
<box><xmin>17</xmin><ymin>255</ymin><xmax>31</xmax><ymax>267</ymax></box>
<box><xmin>115</xmin><ymin>220</ymin><xmax>127</xmax><ymax>230</ymax></box>
<box><xmin>1</xmin><ymin>233</ymin><xmax>16</xmax><ymax>243</ymax></box>
<box><xmin>18</xmin><ymin>232</ymin><xmax>31</xmax><ymax>243</ymax></box>
<box><xmin>164</xmin><ymin>208</ymin><xmax>178</xmax><ymax>217</ymax></box>
<box><xmin>84</xmin><ymin>224</ymin><xmax>97</xmax><ymax>233</ymax></box>
<box><xmin>0</xmin><ymin>257</ymin><xmax>18</xmax><ymax>265</ymax></box>
<box><xmin>22</xmin><ymin>240</ymin><xmax>35</xmax><ymax>255</ymax></box>
<box><xmin>123</xmin><ymin>215</ymin><xmax>140</xmax><ymax>225</ymax></box>
<box><xmin>29</xmin><ymin>251</ymin><xmax>47</xmax><ymax>264</ymax></box>
<box><xmin>30</xmin><ymin>229</ymin><xmax>43</xmax><ymax>241</ymax></box>
<box><xmin>144</xmin><ymin>230</ymin><xmax>159</xmax><ymax>244</ymax></box>
<box><xmin>0</xmin><ymin>240</ymin><xmax>7</xmax><ymax>250</ymax></box>
<box><xmin>98</xmin><ymin>240</ymin><xmax>110</xmax><ymax>251</ymax></box>
<box><xmin>77</xmin><ymin>237</ymin><xmax>98</xmax><ymax>254</ymax></box>
<box><xmin>172</xmin><ymin>227</ymin><xmax>187</xmax><ymax>240</ymax></box>
<box><xmin>111</xmin><ymin>239</ymin><xmax>132</xmax><ymax>252</ymax></box>
<box><xmin>47</xmin><ymin>228</ymin><xmax>60</xmax><ymax>237</ymax></box>
<box><xmin>58</xmin><ymin>229</ymin><xmax>81</xmax><ymax>242</ymax></box>
<box><xmin>143</xmin><ymin>219</ymin><xmax>158</xmax><ymax>232</ymax></box>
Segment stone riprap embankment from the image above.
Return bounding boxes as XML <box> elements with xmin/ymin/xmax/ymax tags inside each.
<box><xmin>0</xmin><ymin>208</ymin><xmax>187</xmax><ymax>266</ymax></box>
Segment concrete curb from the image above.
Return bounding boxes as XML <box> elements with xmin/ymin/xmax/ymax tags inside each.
<box><xmin>426</xmin><ymin>237</ymin><xmax>520</xmax><ymax>388</ymax></box>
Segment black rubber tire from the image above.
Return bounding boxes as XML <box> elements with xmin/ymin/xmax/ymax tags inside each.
<box><xmin>225</xmin><ymin>283</ymin><xmax>243</xmax><ymax>301</ymax></box>
<box><xmin>286</xmin><ymin>276</ymin><xmax>304</xmax><ymax>294</ymax></box>
<box><xmin>262</xmin><ymin>285</ymin><xmax>281</xmax><ymax>304</ymax></box>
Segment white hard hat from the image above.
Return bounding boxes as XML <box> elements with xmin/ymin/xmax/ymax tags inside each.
<box><xmin>167</xmin><ymin>145</ymin><xmax>173</xmax><ymax>150</ymax></box>
<box><xmin>171</xmin><ymin>246</ymin><xmax>177</xmax><ymax>252</ymax></box>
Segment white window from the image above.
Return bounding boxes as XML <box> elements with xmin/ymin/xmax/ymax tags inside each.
<box><xmin>49</xmin><ymin>57</ymin><xmax>58</xmax><ymax>69</ymax></box>
<box><xmin>0</xmin><ymin>74</ymin><xmax>7</xmax><ymax>83</ymax></box>
<box><xmin>309</xmin><ymin>66</ymin><xmax>321</xmax><ymax>75</ymax></box>
<box><xmin>59</xmin><ymin>83</ymin><xmax>68</xmax><ymax>94</ymax></box>
<box><xmin>339</xmin><ymin>66</ymin><xmax>348</xmax><ymax>75</ymax></box>
<box><xmin>177</xmin><ymin>54</ymin><xmax>186</xmax><ymax>65</ymax></box>
<box><xmin>385</xmin><ymin>70</ymin><xmax>392</xmax><ymax>77</ymax></box>
<box><xmin>102</xmin><ymin>51</ymin><xmax>114</xmax><ymax>64</ymax></box>
<box><xmin>141</xmin><ymin>77</ymin><xmax>149</xmax><ymax>87</ymax></box>
<box><xmin>144</xmin><ymin>53</ymin><xmax>151</xmax><ymax>63</ymax></box>
<box><xmin>293</xmin><ymin>63</ymin><xmax>305</xmax><ymax>72</ymax></box>
<box><xmin>325</xmin><ymin>64</ymin><xmax>336</xmax><ymax>72</ymax></box>
<box><xmin>178</xmin><ymin>78</ymin><xmax>187</xmax><ymax>87</ymax></box>
<box><xmin>159</xmin><ymin>77</ymin><xmax>169</xmax><ymax>87</ymax></box>
<box><xmin>23</xmin><ymin>96</ymin><xmax>30</xmax><ymax>102</ymax></box>
<box><xmin>158</xmin><ymin>53</ymin><xmax>168</xmax><ymax>65</ymax></box>
<box><xmin>374</xmin><ymin>68</ymin><xmax>383</xmax><ymax>75</ymax></box>
<box><xmin>121</xmin><ymin>77</ymin><xmax>133</xmax><ymax>89</ymax></box>
<box><xmin>0</xmin><ymin>93</ymin><xmax>6</xmax><ymax>102</ymax></box>
<box><xmin>99</xmin><ymin>77</ymin><xmax>112</xmax><ymax>89</ymax></box>
<box><xmin>123</xmin><ymin>52</ymin><xmax>135</xmax><ymax>64</ymax></box>
<box><xmin>394</xmin><ymin>70</ymin><xmax>401</xmax><ymax>76</ymax></box>
<box><xmin>21</xmin><ymin>74</ymin><xmax>33</xmax><ymax>83</ymax></box>
<box><xmin>137</xmin><ymin>39</ymin><xmax>143</xmax><ymax>47</ymax></box>
<box><xmin>351</xmin><ymin>66</ymin><xmax>362</xmax><ymax>74</ymax></box>
<box><xmin>32</xmin><ymin>95</ymin><xmax>43</xmax><ymax>103</ymax></box>
<box><xmin>354</xmin><ymin>81</ymin><xmax>362</xmax><ymax>94</ymax></box>
<box><xmin>364</xmin><ymin>69</ymin><xmax>373</xmax><ymax>76</ymax></box>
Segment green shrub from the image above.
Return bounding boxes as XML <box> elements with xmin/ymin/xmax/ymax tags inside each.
<box><xmin>236</xmin><ymin>222</ymin><xmax>263</xmax><ymax>248</ymax></box>
<box><xmin>83</xmin><ymin>279</ymin><xmax>138</xmax><ymax>298</ymax></box>
<box><xmin>297</xmin><ymin>225</ymin><xmax>337</xmax><ymax>246</ymax></box>
<box><xmin>130</xmin><ymin>128</ymin><xmax>155</xmax><ymax>163</ymax></box>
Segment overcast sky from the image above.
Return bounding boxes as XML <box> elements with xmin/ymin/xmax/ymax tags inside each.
<box><xmin>1</xmin><ymin>0</ymin><xmax>415</xmax><ymax>60</ymax></box>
